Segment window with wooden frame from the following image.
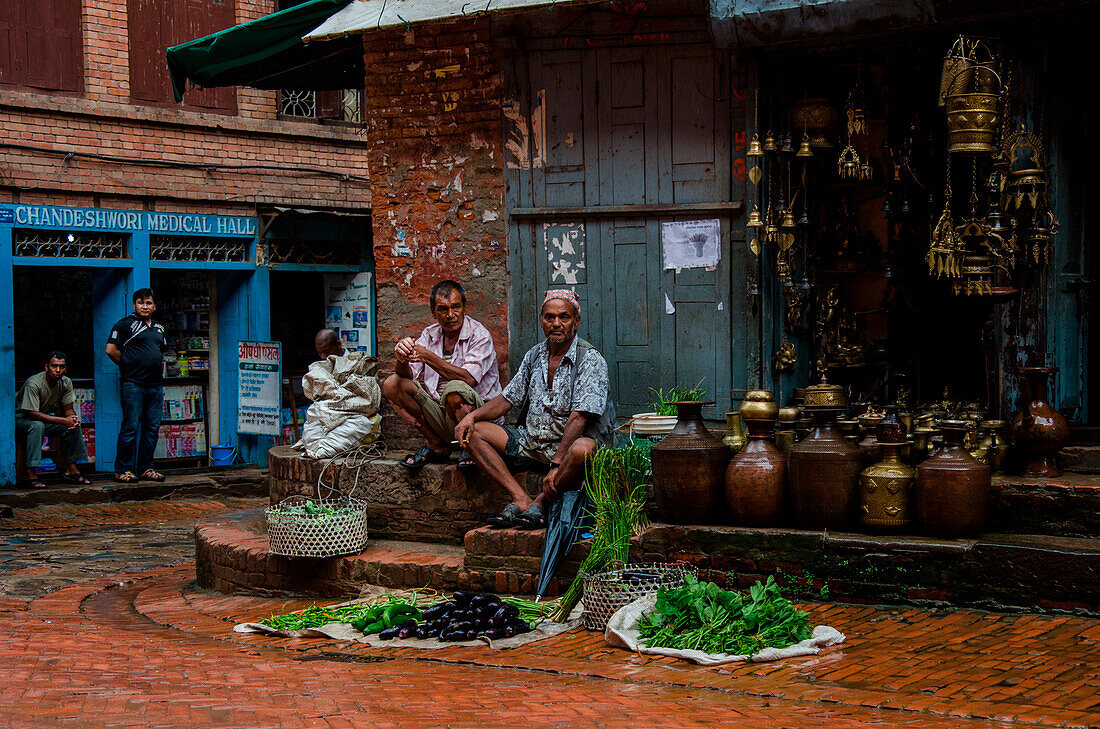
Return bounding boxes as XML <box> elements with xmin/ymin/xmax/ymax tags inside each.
<box><xmin>128</xmin><ymin>0</ymin><xmax>237</xmax><ymax>112</ymax></box>
<box><xmin>0</xmin><ymin>0</ymin><xmax>83</xmax><ymax>93</ymax></box>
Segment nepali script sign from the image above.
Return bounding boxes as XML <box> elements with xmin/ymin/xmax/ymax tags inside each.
<box><xmin>237</xmin><ymin>341</ymin><xmax>282</xmax><ymax>436</ymax></box>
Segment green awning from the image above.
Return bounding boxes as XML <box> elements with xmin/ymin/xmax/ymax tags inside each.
<box><xmin>166</xmin><ymin>0</ymin><xmax>362</xmax><ymax>102</ymax></box>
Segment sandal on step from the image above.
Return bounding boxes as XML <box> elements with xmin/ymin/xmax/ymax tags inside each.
<box><xmin>115</xmin><ymin>471</ymin><xmax>139</xmax><ymax>484</ymax></box>
<box><xmin>25</xmin><ymin>479</ymin><xmax>47</xmax><ymax>490</ymax></box>
<box><xmin>400</xmin><ymin>446</ymin><xmax>449</xmax><ymax>471</ymax></box>
<box><xmin>455</xmin><ymin>449</ymin><xmax>477</xmax><ymax>472</ymax></box>
<box><xmin>514</xmin><ymin>503</ymin><xmax>546</xmax><ymax>530</ymax></box>
<box><xmin>141</xmin><ymin>469</ymin><xmax>166</xmax><ymax>482</ymax></box>
<box><xmin>486</xmin><ymin>503</ymin><xmax>522</xmax><ymax>529</ymax></box>
<box><xmin>61</xmin><ymin>473</ymin><xmax>92</xmax><ymax>485</ymax></box>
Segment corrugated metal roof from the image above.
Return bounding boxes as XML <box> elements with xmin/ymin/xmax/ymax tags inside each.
<box><xmin>303</xmin><ymin>0</ymin><xmax>598</xmax><ymax>39</ymax></box>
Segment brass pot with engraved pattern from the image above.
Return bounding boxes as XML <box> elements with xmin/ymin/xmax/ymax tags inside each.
<box><xmin>860</xmin><ymin>442</ymin><xmax>914</xmax><ymax>532</ymax></box>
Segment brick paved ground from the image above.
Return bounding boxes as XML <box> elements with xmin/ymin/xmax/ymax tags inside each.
<box><xmin>1</xmin><ymin>500</ymin><xmax>1098</xmax><ymax>728</ymax></box>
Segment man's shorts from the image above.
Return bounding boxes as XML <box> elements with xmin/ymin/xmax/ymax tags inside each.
<box><xmin>413</xmin><ymin>380</ymin><xmax>484</xmax><ymax>442</ymax></box>
<box><xmin>500</xmin><ymin>424</ymin><xmax>551</xmax><ymax>474</ymax></box>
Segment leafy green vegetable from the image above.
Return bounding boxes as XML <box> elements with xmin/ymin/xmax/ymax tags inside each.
<box><xmin>635</xmin><ymin>575</ymin><xmax>812</xmax><ymax>656</ymax></box>
<box><xmin>649</xmin><ymin>386</ymin><xmax>708</xmax><ymax>415</ymax></box>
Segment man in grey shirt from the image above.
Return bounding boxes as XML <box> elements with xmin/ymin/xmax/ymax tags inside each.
<box><xmin>456</xmin><ymin>289</ymin><xmax>615</xmax><ymax>529</ymax></box>
<box><xmin>14</xmin><ymin>351</ymin><xmax>90</xmax><ymax>489</ymax></box>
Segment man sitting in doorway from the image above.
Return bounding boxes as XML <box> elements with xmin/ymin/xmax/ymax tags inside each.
<box><xmin>14</xmin><ymin>351</ymin><xmax>91</xmax><ymax>489</ymax></box>
<box><xmin>455</xmin><ymin>289</ymin><xmax>616</xmax><ymax>529</ymax></box>
<box><xmin>314</xmin><ymin>328</ymin><xmax>346</xmax><ymax>361</ymax></box>
<box><xmin>106</xmin><ymin>288</ymin><xmax>166</xmax><ymax>484</ymax></box>
<box><xmin>383</xmin><ymin>280</ymin><xmax>502</xmax><ymax>471</ymax></box>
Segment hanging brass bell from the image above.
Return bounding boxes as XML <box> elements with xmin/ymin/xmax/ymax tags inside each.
<box><xmin>798</xmin><ymin>208</ymin><xmax>810</xmax><ymax>225</ymax></box>
<box><xmin>796</xmin><ymin>133</ymin><xmax>813</xmax><ymax>158</ymax></box>
<box><xmin>747</xmin><ymin>205</ymin><xmax>764</xmax><ymax>227</ymax></box>
<box><xmin>780</xmin><ymin>209</ymin><xmax>797</xmax><ymax>228</ymax></box>
<box><xmin>763</xmin><ymin>131</ymin><xmax>777</xmax><ymax>152</ymax></box>
<box><xmin>779</xmin><ymin>134</ymin><xmax>794</xmax><ymax>155</ymax></box>
<box><xmin>747</xmin><ymin>134</ymin><xmax>764</xmax><ymax>158</ymax></box>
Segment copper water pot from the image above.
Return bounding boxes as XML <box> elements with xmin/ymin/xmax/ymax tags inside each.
<box><xmin>915</xmin><ymin>420</ymin><xmax>991</xmax><ymax>538</ymax></box>
<box><xmin>651</xmin><ymin>401</ymin><xmax>731</xmax><ymax>524</ymax></box>
<box><xmin>1009</xmin><ymin>366</ymin><xmax>1069</xmax><ymax>478</ymax></box>
<box><xmin>725</xmin><ymin>391</ymin><xmax>785</xmax><ymax>526</ymax></box>
<box><xmin>789</xmin><ymin>398</ymin><xmax>861</xmax><ymax>530</ymax></box>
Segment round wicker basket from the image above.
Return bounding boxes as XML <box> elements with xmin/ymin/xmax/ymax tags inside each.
<box><xmin>581</xmin><ymin>562</ymin><xmax>696</xmax><ymax>631</ymax></box>
<box><xmin>266</xmin><ymin>495</ymin><xmax>368</xmax><ymax>558</ymax></box>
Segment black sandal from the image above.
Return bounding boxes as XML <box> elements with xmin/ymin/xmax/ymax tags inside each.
<box><xmin>455</xmin><ymin>449</ymin><xmax>477</xmax><ymax>472</ymax></box>
<box><xmin>486</xmin><ymin>503</ymin><xmax>522</xmax><ymax>529</ymax></box>
<box><xmin>514</xmin><ymin>504</ymin><xmax>546</xmax><ymax>530</ymax></box>
<box><xmin>61</xmin><ymin>473</ymin><xmax>92</xmax><ymax>485</ymax></box>
<box><xmin>400</xmin><ymin>446</ymin><xmax>449</xmax><ymax>471</ymax></box>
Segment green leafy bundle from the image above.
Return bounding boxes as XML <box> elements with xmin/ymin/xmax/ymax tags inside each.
<box><xmin>552</xmin><ymin>443</ymin><xmax>651</xmax><ymax>621</ymax></box>
<box><xmin>635</xmin><ymin>575</ymin><xmax>812</xmax><ymax>655</ymax></box>
<box><xmin>649</xmin><ymin>386</ymin><xmax>708</xmax><ymax>415</ymax></box>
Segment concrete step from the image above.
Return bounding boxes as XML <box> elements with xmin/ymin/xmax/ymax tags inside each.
<box><xmin>0</xmin><ymin>468</ymin><xmax>267</xmax><ymax>508</ymax></box>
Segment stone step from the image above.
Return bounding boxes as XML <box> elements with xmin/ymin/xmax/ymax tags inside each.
<box><xmin>195</xmin><ymin>508</ymin><xmax>578</xmax><ymax>598</ymax></box>
<box><xmin>0</xmin><ymin>468</ymin><xmax>267</xmax><ymax>508</ymax></box>
<box><xmin>1057</xmin><ymin>445</ymin><xmax>1100</xmax><ymax>474</ymax></box>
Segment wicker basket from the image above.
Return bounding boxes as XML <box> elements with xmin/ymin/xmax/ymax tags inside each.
<box><xmin>581</xmin><ymin>562</ymin><xmax>696</xmax><ymax>630</ymax></box>
<box><xmin>266</xmin><ymin>495</ymin><xmax>368</xmax><ymax>558</ymax></box>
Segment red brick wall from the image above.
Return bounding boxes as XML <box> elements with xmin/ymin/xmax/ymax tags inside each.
<box><xmin>362</xmin><ymin>17</ymin><xmax>511</xmax><ymax>375</ymax></box>
<box><xmin>0</xmin><ymin>0</ymin><xmax>370</xmax><ymax>216</ymax></box>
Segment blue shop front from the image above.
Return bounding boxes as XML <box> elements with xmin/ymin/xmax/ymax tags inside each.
<box><xmin>0</xmin><ymin>203</ymin><xmax>374</xmax><ymax>486</ymax></box>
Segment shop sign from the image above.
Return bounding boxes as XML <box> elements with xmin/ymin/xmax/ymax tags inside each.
<box><xmin>237</xmin><ymin>340</ymin><xmax>282</xmax><ymax>436</ymax></box>
<box><xmin>0</xmin><ymin>204</ymin><xmax>256</xmax><ymax>237</ymax></box>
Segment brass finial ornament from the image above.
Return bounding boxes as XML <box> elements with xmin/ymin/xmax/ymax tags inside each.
<box><xmin>747</xmin><ymin>133</ymin><xmax>764</xmax><ymax>158</ymax></box>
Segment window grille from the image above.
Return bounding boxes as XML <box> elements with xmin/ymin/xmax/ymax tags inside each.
<box><xmin>279</xmin><ymin>89</ymin><xmax>361</xmax><ymax>122</ymax></box>
<box><xmin>13</xmin><ymin>230</ymin><xmax>126</xmax><ymax>258</ymax></box>
<box><xmin>279</xmin><ymin>89</ymin><xmax>316</xmax><ymax>118</ymax></box>
<box><xmin>259</xmin><ymin>237</ymin><xmax>361</xmax><ymax>266</ymax></box>
<box><xmin>150</xmin><ymin>235</ymin><xmax>249</xmax><ymax>262</ymax></box>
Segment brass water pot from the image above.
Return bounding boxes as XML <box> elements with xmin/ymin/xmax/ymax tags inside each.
<box><xmin>860</xmin><ymin>442</ymin><xmax>914</xmax><ymax>532</ymax></box>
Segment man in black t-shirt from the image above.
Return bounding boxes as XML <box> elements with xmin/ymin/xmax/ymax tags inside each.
<box><xmin>106</xmin><ymin>288</ymin><xmax>167</xmax><ymax>484</ymax></box>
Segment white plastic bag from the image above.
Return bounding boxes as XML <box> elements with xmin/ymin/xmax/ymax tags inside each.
<box><xmin>297</xmin><ymin>352</ymin><xmax>382</xmax><ymax>459</ymax></box>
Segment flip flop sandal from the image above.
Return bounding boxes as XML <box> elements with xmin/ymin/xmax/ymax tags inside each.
<box><xmin>115</xmin><ymin>472</ymin><xmax>139</xmax><ymax>484</ymax></box>
<box><xmin>514</xmin><ymin>504</ymin><xmax>546</xmax><ymax>530</ymax></box>
<box><xmin>141</xmin><ymin>470</ymin><xmax>166</xmax><ymax>482</ymax></box>
<box><xmin>26</xmin><ymin>480</ymin><xmax>47</xmax><ymax>490</ymax></box>
<box><xmin>60</xmin><ymin>474</ymin><xmax>92</xmax><ymax>485</ymax></box>
<box><xmin>400</xmin><ymin>446</ymin><xmax>449</xmax><ymax>471</ymax></box>
<box><xmin>455</xmin><ymin>449</ymin><xmax>477</xmax><ymax>472</ymax></box>
<box><xmin>486</xmin><ymin>503</ymin><xmax>522</xmax><ymax>529</ymax></box>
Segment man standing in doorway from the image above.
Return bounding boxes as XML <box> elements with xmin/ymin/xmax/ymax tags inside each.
<box><xmin>14</xmin><ymin>351</ymin><xmax>90</xmax><ymax>489</ymax></box>
<box><xmin>383</xmin><ymin>280</ymin><xmax>502</xmax><ymax>471</ymax></box>
<box><xmin>106</xmin><ymin>288</ymin><xmax>167</xmax><ymax>484</ymax></box>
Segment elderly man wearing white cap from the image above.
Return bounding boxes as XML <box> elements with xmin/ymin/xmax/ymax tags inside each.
<box><xmin>455</xmin><ymin>289</ymin><xmax>616</xmax><ymax>529</ymax></box>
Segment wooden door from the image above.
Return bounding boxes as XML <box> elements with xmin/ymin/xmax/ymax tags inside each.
<box><xmin>506</xmin><ymin>43</ymin><xmax>747</xmax><ymax>420</ymax></box>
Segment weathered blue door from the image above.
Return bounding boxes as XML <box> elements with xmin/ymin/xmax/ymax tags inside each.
<box><xmin>505</xmin><ymin>44</ymin><xmax>749</xmax><ymax>420</ymax></box>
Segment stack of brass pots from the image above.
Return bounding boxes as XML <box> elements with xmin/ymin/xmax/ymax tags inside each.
<box><xmin>860</xmin><ymin>441</ymin><xmax>914</xmax><ymax>532</ymax></box>
<box><xmin>974</xmin><ymin>420</ymin><xmax>1009</xmax><ymax>472</ymax></box>
<box><xmin>725</xmin><ymin>390</ymin><xmax>785</xmax><ymax>526</ymax></box>
<box><xmin>651</xmin><ymin>401</ymin><xmax>731</xmax><ymax>524</ymax></box>
<box><xmin>788</xmin><ymin>383</ymin><xmax>862</xmax><ymax>530</ymax></box>
<box><xmin>915</xmin><ymin>420</ymin><xmax>991</xmax><ymax>537</ymax></box>
<box><xmin>857</xmin><ymin>413</ymin><xmax>884</xmax><ymax>466</ymax></box>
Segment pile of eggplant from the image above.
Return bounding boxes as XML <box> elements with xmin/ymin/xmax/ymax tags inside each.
<box><xmin>377</xmin><ymin>590</ymin><xmax>534</xmax><ymax>642</ymax></box>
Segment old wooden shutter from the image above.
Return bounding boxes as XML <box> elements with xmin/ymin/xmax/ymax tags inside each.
<box><xmin>506</xmin><ymin>44</ymin><xmax>749</xmax><ymax>420</ymax></box>
<box><xmin>0</xmin><ymin>0</ymin><xmax>82</xmax><ymax>91</ymax></box>
<box><xmin>128</xmin><ymin>0</ymin><xmax>237</xmax><ymax>111</ymax></box>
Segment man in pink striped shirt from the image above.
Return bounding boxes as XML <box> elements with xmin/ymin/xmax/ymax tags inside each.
<box><xmin>383</xmin><ymin>280</ymin><xmax>502</xmax><ymax>470</ymax></box>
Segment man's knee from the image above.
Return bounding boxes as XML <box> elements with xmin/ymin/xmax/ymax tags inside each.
<box><xmin>21</xmin><ymin>420</ymin><xmax>44</xmax><ymax>439</ymax></box>
<box><xmin>382</xmin><ymin>372</ymin><xmax>402</xmax><ymax>397</ymax></box>
<box><xmin>567</xmin><ymin>437</ymin><xmax>597</xmax><ymax>462</ymax></box>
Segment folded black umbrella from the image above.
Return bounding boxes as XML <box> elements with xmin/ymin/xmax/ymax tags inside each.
<box><xmin>536</xmin><ymin>488</ymin><xmax>591</xmax><ymax>600</ymax></box>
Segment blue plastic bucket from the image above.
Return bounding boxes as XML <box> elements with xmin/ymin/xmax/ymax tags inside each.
<box><xmin>210</xmin><ymin>443</ymin><xmax>236</xmax><ymax>467</ymax></box>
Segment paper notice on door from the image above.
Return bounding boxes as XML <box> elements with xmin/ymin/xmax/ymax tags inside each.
<box><xmin>665</xmin><ymin>293</ymin><xmax>676</xmax><ymax>314</ymax></box>
<box><xmin>662</xmin><ymin>219</ymin><xmax>721</xmax><ymax>270</ymax></box>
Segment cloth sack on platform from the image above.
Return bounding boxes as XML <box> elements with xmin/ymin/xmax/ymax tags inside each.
<box><xmin>605</xmin><ymin>594</ymin><xmax>846</xmax><ymax>666</ymax></box>
<box><xmin>296</xmin><ymin>352</ymin><xmax>382</xmax><ymax>459</ymax></box>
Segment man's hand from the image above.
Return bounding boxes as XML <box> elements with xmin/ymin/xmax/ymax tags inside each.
<box><xmin>394</xmin><ymin>337</ymin><xmax>418</xmax><ymax>363</ymax></box>
<box><xmin>455</xmin><ymin>413</ymin><xmax>476</xmax><ymax>448</ymax></box>
<box><xmin>63</xmin><ymin>414</ymin><xmax>80</xmax><ymax>430</ymax></box>
<box><xmin>540</xmin><ymin>468</ymin><xmax>560</xmax><ymax>500</ymax></box>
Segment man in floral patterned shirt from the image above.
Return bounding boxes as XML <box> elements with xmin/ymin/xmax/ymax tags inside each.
<box><xmin>456</xmin><ymin>289</ymin><xmax>615</xmax><ymax>529</ymax></box>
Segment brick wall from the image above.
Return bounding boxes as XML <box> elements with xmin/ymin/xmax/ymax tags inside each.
<box><xmin>362</xmin><ymin>17</ymin><xmax>511</xmax><ymax>374</ymax></box>
<box><xmin>0</xmin><ymin>0</ymin><xmax>370</xmax><ymax>216</ymax></box>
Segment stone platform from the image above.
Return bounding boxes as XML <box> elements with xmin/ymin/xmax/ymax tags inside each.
<box><xmin>194</xmin><ymin>508</ymin><xmax>585</xmax><ymax>598</ymax></box>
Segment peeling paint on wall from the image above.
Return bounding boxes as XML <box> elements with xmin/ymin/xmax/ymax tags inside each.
<box><xmin>502</xmin><ymin>91</ymin><xmax>545</xmax><ymax>170</ymax></box>
<box><xmin>543</xmin><ymin>221</ymin><xmax>586</xmax><ymax>285</ymax></box>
